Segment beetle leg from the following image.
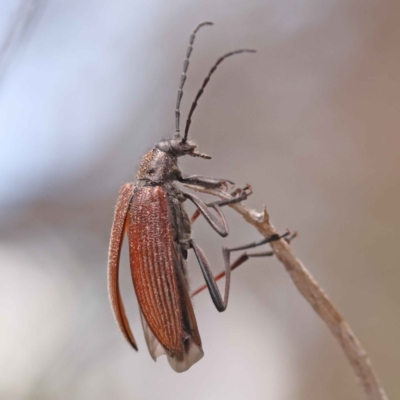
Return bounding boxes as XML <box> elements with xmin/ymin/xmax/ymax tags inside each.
<box><xmin>191</xmin><ymin>232</ymin><xmax>295</xmax><ymax>298</ymax></box>
<box><xmin>223</xmin><ymin>230</ymin><xmax>288</xmax><ymax>253</ymax></box>
<box><xmin>209</xmin><ymin>184</ymin><xmax>252</xmax><ymax>207</ymax></box>
<box><xmin>190</xmin><ymin>239</ymin><xmax>231</xmax><ymax>311</ymax></box>
<box><xmin>183</xmin><ymin>191</ymin><xmax>229</xmax><ymax>237</ymax></box>
<box><xmin>190</xmin><ymin>185</ymin><xmax>252</xmax><ymax>225</ymax></box>
<box><xmin>179</xmin><ymin>175</ymin><xmax>234</xmax><ymax>189</ymax></box>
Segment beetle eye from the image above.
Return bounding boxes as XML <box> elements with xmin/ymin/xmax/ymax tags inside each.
<box><xmin>148</xmin><ymin>168</ymin><xmax>156</xmax><ymax>175</ymax></box>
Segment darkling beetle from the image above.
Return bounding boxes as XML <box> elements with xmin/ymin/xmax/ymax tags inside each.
<box><xmin>108</xmin><ymin>22</ymin><xmax>286</xmax><ymax>372</ymax></box>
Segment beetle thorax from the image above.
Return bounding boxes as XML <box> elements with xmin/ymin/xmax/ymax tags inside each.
<box><xmin>136</xmin><ymin>148</ymin><xmax>180</xmax><ymax>184</ymax></box>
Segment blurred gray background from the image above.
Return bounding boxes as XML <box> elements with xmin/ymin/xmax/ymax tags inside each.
<box><xmin>1</xmin><ymin>0</ymin><xmax>399</xmax><ymax>399</ymax></box>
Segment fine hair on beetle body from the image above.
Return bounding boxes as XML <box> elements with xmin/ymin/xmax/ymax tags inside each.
<box><xmin>108</xmin><ymin>21</ymin><xmax>286</xmax><ymax>373</ymax></box>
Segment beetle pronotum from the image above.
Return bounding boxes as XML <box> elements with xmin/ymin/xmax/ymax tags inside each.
<box><xmin>108</xmin><ymin>22</ymin><xmax>286</xmax><ymax>372</ymax></box>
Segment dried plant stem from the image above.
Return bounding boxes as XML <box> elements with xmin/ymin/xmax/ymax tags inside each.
<box><xmin>186</xmin><ymin>185</ymin><xmax>388</xmax><ymax>400</ymax></box>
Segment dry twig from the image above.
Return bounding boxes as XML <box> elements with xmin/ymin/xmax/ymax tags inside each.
<box><xmin>186</xmin><ymin>184</ymin><xmax>388</xmax><ymax>400</ymax></box>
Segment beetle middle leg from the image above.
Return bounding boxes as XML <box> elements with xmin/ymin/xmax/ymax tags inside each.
<box><xmin>191</xmin><ymin>232</ymin><xmax>296</xmax><ymax>301</ymax></box>
<box><xmin>189</xmin><ymin>232</ymin><xmax>292</xmax><ymax>311</ymax></box>
<box><xmin>182</xmin><ymin>185</ymin><xmax>251</xmax><ymax>237</ymax></box>
<box><xmin>183</xmin><ymin>191</ymin><xmax>230</xmax><ymax>237</ymax></box>
<box><xmin>189</xmin><ymin>185</ymin><xmax>252</xmax><ymax>225</ymax></box>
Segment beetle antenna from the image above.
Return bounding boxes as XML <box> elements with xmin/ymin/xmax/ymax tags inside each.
<box><xmin>175</xmin><ymin>21</ymin><xmax>214</xmax><ymax>139</ymax></box>
<box><xmin>181</xmin><ymin>49</ymin><xmax>256</xmax><ymax>144</ymax></box>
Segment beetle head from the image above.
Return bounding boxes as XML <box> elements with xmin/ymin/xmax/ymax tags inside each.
<box><xmin>156</xmin><ymin>137</ymin><xmax>211</xmax><ymax>159</ymax></box>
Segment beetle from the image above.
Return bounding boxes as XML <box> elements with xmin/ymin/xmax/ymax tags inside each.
<box><xmin>108</xmin><ymin>22</ymin><xmax>285</xmax><ymax>372</ymax></box>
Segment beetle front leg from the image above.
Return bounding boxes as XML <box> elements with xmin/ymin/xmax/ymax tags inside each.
<box><xmin>179</xmin><ymin>175</ymin><xmax>234</xmax><ymax>189</ymax></box>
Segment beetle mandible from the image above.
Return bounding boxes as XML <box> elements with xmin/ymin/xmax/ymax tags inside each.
<box><xmin>108</xmin><ymin>21</ymin><xmax>284</xmax><ymax>372</ymax></box>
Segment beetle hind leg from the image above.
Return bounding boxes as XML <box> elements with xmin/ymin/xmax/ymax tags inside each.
<box><xmin>191</xmin><ymin>231</ymin><xmax>296</xmax><ymax>300</ymax></box>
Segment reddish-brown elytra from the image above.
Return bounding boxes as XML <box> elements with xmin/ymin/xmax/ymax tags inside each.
<box><xmin>108</xmin><ymin>22</ymin><xmax>283</xmax><ymax>372</ymax></box>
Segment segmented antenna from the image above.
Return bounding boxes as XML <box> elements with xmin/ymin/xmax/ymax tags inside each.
<box><xmin>175</xmin><ymin>21</ymin><xmax>213</xmax><ymax>138</ymax></box>
<box><xmin>182</xmin><ymin>49</ymin><xmax>256</xmax><ymax>144</ymax></box>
